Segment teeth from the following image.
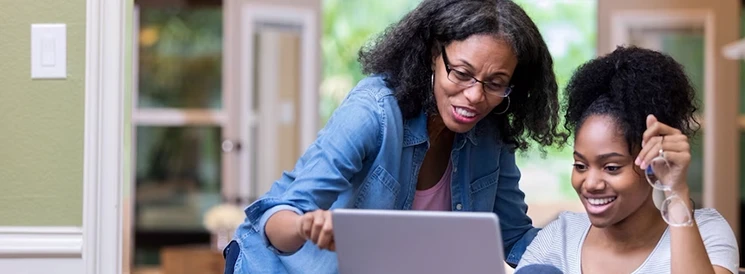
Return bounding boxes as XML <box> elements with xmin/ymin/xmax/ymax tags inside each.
<box><xmin>455</xmin><ymin>107</ymin><xmax>476</xmax><ymax>118</ymax></box>
<box><xmin>587</xmin><ymin>197</ymin><xmax>616</xmax><ymax>206</ymax></box>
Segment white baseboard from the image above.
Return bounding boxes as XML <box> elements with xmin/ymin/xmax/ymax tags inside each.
<box><xmin>0</xmin><ymin>226</ymin><xmax>83</xmax><ymax>257</ymax></box>
<box><xmin>0</xmin><ymin>257</ymin><xmax>83</xmax><ymax>274</ymax></box>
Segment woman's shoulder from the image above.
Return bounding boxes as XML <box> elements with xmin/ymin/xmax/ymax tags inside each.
<box><xmin>330</xmin><ymin>74</ymin><xmax>401</xmax><ymax>119</ymax></box>
<box><xmin>555</xmin><ymin>211</ymin><xmax>590</xmax><ymax>225</ymax></box>
<box><xmin>348</xmin><ymin>74</ymin><xmax>397</xmax><ymax>102</ymax></box>
<box><xmin>690</xmin><ymin>208</ymin><xmax>739</xmax><ymax>274</ymax></box>
<box><xmin>693</xmin><ymin>208</ymin><xmax>733</xmax><ymax>230</ymax></box>
<box><xmin>537</xmin><ymin>211</ymin><xmax>590</xmax><ymax>237</ymax></box>
<box><xmin>521</xmin><ymin>211</ymin><xmax>589</xmax><ymax>268</ymax></box>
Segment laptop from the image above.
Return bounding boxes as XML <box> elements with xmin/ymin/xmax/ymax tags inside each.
<box><xmin>332</xmin><ymin>209</ymin><xmax>507</xmax><ymax>274</ymax></box>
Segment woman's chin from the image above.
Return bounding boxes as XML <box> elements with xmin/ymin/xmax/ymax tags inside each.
<box><xmin>588</xmin><ymin>218</ymin><xmax>613</xmax><ymax>228</ymax></box>
<box><xmin>444</xmin><ymin>121</ymin><xmax>475</xmax><ymax>133</ymax></box>
<box><xmin>442</xmin><ymin>114</ymin><xmax>481</xmax><ymax>133</ymax></box>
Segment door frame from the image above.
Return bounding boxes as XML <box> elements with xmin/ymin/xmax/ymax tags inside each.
<box><xmin>223</xmin><ymin>0</ymin><xmax>321</xmax><ymax>204</ymax></box>
<box><xmin>235</xmin><ymin>3</ymin><xmax>320</xmax><ymax>203</ymax></box>
<box><xmin>82</xmin><ymin>0</ymin><xmax>127</xmax><ymax>273</ymax></box>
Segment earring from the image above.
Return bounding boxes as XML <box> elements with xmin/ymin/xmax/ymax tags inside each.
<box><xmin>494</xmin><ymin>97</ymin><xmax>510</xmax><ymax>115</ymax></box>
<box><xmin>431</xmin><ymin>73</ymin><xmax>434</xmax><ymax>91</ymax></box>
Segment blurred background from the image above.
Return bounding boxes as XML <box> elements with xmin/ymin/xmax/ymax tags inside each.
<box><xmin>126</xmin><ymin>0</ymin><xmax>742</xmax><ymax>273</ymax></box>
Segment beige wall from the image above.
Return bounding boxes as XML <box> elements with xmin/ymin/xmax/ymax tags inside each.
<box><xmin>598</xmin><ymin>0</ymin><xmax>741</xmax><ymax>232</ymax></box>
<box><xmin>0</xmin><ymin>0</ymin><xmax>86</xmax><ymax>226</ymax></box>
<box><xmin>277</xmin><ymin>33</ymin><xmax>302</xmax><ymax>174</ymax></box>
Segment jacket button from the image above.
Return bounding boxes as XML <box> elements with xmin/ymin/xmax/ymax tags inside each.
<box><xmin>456</xmin><ymin>203</ymin><xmax>463</xmax><ymax>210</ymax></box>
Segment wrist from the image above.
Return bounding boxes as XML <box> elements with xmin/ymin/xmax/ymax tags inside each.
<box><xmin>294</xmin><ymin>214</ymin><xmax>307</xmax><ymax>241</ymax></box>
<box><xmin>664</xmin><ymin>192</ymin><xmax>695</xmax><ymax>227</ymax></box>
<box><xmin>669</xmin><ymin>182</ymin><xmax>690</xmax><ymax>197</ymax></box>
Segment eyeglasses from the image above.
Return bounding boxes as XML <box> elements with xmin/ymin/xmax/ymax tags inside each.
<box><xmin>645</xmin><ymin>154</ymin><xmax>672</xmax><ymax>191</ymax></box>
<box><xmin>645</xmin><ymin>151</ymin><xmax>693</xmax><ymax>227</ymax></box>
<box><xmin>659</xmin><ymin>193</ymin><xmax>693</xmax><ymax>227</ymax></box>
<box><xmin>440</xmin><ymin>46</ymin><xmax>513</xmax><ymax>97</ymax></box>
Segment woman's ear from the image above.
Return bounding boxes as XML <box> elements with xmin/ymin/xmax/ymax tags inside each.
<box><xmin>431</xmin><ymin>45</ymin><xmax>441</xmax><ymax>71</ymax></box>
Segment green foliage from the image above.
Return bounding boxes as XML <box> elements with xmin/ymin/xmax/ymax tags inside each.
<box><xmin>320</xmin><ymin>0</ymin><xmax>421</xmax><ymax>125</ymax></box>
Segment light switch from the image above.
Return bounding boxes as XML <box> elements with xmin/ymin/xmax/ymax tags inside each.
<box><xmin>41</xmin><ymin>37</ymin><xmax>56</xmax><ymax>67</ymax></box>
<box><xmin>31</xmin><ymin>24</ymin><xmax>66</xmax><ymax>79</ymax></box>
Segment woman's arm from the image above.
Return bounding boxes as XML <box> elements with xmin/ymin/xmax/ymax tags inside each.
<box><xmin>493</xmin><ymin>145</ymin><xmax>539</xmax><ymax>266</ymax></box>
<box><xmin>638</xmin><ymin>115</ymin><xmax>737</xmax><ymax>274</ymax></box>
<box><xmin>247</xmin><ymin>88</ymin><xmax>383</xmax><ymax>254</ymax></box>
<box><xmin>666</xmin><ymin>192</ymin><xmax>733</xmax><ymax>274</ymax></box>
<box><xmin>516</xmin><ymin>213</ymin><xmax>571</xmax><ymax>272</ymax></box>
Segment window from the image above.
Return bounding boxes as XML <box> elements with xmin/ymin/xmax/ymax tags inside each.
<box><xmin>133</xmin><ymin>1</ymin><xmax>224</xmax><ymax>267</ymax></box>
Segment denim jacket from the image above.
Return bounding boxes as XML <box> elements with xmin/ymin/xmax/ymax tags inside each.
<box><xmin>230</xmin><ymin>75</ymin><xmax>538</xmax><ymax>273</ymax></box>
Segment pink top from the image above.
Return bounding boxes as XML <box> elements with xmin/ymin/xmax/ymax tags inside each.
<box><xmin>411</xmin><ymin>161</ymin><xmax>452</xmax><ymax>211</ymax></box>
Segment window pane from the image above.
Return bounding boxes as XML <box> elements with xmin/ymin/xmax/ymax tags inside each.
<box><xmin>134</xmin><ymin>126</ymin><xmax>222</xmax><ymax>265</ymax></box>
<box><xmin>138</xmin><ymin>8</ymin><xmax>222</xmax><ymax>109</ymax></box>
<box><xmin>135</xmin><ymin>126</ymin><xmax>222</xmax><ymax>230</ymax></box>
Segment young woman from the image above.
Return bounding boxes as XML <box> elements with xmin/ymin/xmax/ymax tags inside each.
<box><xmin>225</xmin><ymin>0</ymin><xmax>567</xmax><ymax>273</ymax></box>
<box><xmin>517</xmin><ymin>46</ymin><xmax>739</xmax><ymax>274</ymax></box>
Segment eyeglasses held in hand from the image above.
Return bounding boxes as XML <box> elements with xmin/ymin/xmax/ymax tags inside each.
<box><xmin>645</xmin><ymin>149</ymin><xmax>693</xmax><ymax>227</ymax></box>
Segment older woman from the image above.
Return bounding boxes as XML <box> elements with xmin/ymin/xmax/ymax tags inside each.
<box><xmin>225</xmin><ymin>0</ymin><xmax>566</xmax><ymax>273</ymax></box>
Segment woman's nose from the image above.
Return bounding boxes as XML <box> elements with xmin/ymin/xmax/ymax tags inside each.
<box><xmin>462</xmin><ymin>84</ymin><xmax>486</xmax><ymax>104</ymax></box>
<box><xmin>583</xmin><ymin>170</ymin><xmax>606</xmax><ymax>191</ymax></box>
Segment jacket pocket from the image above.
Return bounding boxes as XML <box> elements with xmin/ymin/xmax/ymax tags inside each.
<box><xmin>470</xmin><ymin>168</ymin><xmax>500</xmax><ymax>193</ymax></box>
<box><xmin>354</xmin><ymin>165</ymin><xmax>400</xmax><ymax>209</ymax></box>
<box><xmin>469</xmin><ymin>168</ymin><xmax>500</xmax><ymax>211</ymax></box>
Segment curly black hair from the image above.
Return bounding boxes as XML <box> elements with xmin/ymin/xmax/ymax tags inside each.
<box><xmin>358</xmin><ymin>0</ymin><xmax>566</xmax><ymax>152</ymax></box>
<box><xmin>563</xmin><ymin>46</ymin><xmax>700</xmax><ymax>154</ymax></box>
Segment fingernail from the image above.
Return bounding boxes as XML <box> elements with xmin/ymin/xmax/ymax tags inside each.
<box><xmin>640</xmin><ymin>161</ymin><xmax>647</xmax><ymax>169</ymax></box>
<box><xmin>635</xmin><ymin>157</ymin><xmax>640</xmax><ymax>165</ymax></box>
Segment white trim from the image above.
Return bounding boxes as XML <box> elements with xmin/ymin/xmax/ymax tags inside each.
<box><xmin>238</xmin><ymin>4</ymin><xmax>319</xmax><ymax>202</ymax></box>
<box><xmin>133</xmin><ymin>108</ymin><xmax>228</xmax><ymax>126</ymax></box>
<box><xmin>83</xmin><ymin>0</ymin><xmax>126</xmax><ymax>273</ymax></box>
<box><xmin>0</xmin><ymin>227</ymin><xmax>82</xmax><ymax>257</ymax></box>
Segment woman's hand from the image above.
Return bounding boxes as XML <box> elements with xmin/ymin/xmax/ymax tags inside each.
<box><xmin>297</xmin><ymin>210</ymin><xmax>336</xmax><ymax>251</ymax></box>
<box><xmin>635</xmin><ymin>114</ymin><xmax>691</xmax><ymax>194</ymax></box>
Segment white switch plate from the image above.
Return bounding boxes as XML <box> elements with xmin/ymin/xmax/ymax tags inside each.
<box><xmin>31</xmin><ymin>24</ymin><xmax>66</xmax><ymax>79</ymax></box>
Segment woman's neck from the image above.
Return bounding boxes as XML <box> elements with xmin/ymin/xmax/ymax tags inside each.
<box><xmin>427</xmin><ymin>114</ymin><xmax>455</xmax><ymax>146</ymax></box>
<box><xmin>590</xmin><ymin>198</ymin><xmax>668</xmax><ymax>252</ymax></box>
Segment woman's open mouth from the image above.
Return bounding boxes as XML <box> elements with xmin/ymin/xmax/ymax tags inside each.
<box><xmin>585</xmin><ymin>196</ymin><xmax>617</xmax><ymax>215</ymax></box>
<box><xmin>451</xmin><ymin>106</ymin><xmax>479</xmax><ymax>124</ymax></box>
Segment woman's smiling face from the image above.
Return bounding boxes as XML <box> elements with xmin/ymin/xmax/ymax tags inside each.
<box><xmin>571</xmin><ymin>115</ymin><xmax>653</xmax><ymax>228</ymax></box>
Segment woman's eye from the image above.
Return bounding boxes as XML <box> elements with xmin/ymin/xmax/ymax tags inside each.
<box><xmin>605</xmin><ymin>165</ymin><xmax>621</xmax><ymax>172</ymax></box>
<box><xmin>573</xmin><ymin>163</ymin><xmax>587</xmax><ymax>171</ymax></box>
<box><xmin>452</xmin><ymin>70</ymin><xmax>472</xmax><ymax>81</ymax></box>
